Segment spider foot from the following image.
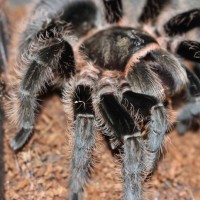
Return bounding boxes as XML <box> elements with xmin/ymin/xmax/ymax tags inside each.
<box><xmin>177</xmin><ymin>97</ymin><xmax>200</xmax><ymax>135</ymax></box>
<box><xmin>123</xmin><ymin>138</ymin><xmax>143</xmax><ymax>200</ymax></box>
<box><xmin>10</xmin><ymin>128</ymin><xmax>33</xmax><ymax>151</ymax></box>
<box><xmin>69</xmin><ymin>191</ymin><xmax>82</xmax><ymax>200</ymax></box>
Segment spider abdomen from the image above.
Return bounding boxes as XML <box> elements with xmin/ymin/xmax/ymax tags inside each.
<box><xmin>81</xmin><ymin>26</ymin><xmax>157</xmax><ymax>71</ymax></box>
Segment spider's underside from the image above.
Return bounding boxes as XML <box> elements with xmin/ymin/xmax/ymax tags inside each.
<box><xmin>1</xmin><ymin>0</ymin><xmax>200</xmax><ymax>199</ymax></box>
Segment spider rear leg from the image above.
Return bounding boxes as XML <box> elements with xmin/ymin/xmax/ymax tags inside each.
<box><xmin>102</xmin><ymin>0</ymin><xmax>123</xmax><ymax>23</ymax></box>
<box><xmin>10</xmin><ymin>23</ymin><xmax>75</xmax><ymax>151</ymax></box>
<box><xmin>139</xmin><ymin>0</ymin><xmax>170</xmax><ymax>24</ymax></box>
<box><xmin>170</xmin><ymin>39</ymin><xmax>200</xmax><ymax>133</ymax></box>
<box><xmin>176</xmin><ymin>66</ymin><xmax>200</xmax><ymax>134</ymax></box>
<box><xmin>164</xmin><ymin>9</ymin><xmax>200</xmax><ymax>36</ymax></box>
<box><xmin>175</xmin><ymin>40</ymin><xmax>200</xmax><ymax>63</ymax></box>
<box><xmin>193</xmin><ymin>63</ymin><xmax>200</xmax><ymax>79</ymax></box>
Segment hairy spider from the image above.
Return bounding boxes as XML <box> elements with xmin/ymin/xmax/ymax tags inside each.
<box><xmin>4</xmin><ymin>0</ymin><xmax>200</xmax><ymax>199</ymax></box>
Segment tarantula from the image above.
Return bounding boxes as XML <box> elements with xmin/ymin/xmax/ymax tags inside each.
<box><xmin>2</xmin><ymin>0</ymin><xmax>200</xmax><ymax>199</ymax></box>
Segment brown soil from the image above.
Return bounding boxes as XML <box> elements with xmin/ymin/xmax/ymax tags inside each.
<box><xmin>2</xmin><ymin>3</ymin><xmax>200</xmax><ymax>200</ymax></box>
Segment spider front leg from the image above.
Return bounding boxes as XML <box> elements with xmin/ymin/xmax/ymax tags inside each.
<box><xmin>64</xmin><ymin>77</ymin><xmax>97</xmax><ymax>200</ymax></box>
<box><xmin>10</xmin><ymin>21</ymin><xmax>75</xmax><ymax>151</ymax></box>
<box><xmin>70</xmin><ymin>113</ymin><xmax>95</xmax><ymax>200</ymax></box>
<box><xmin>96</xmin><ymin>72</ymin><xmax>168</xmax><ymax>199</ymax></box>
<box><xmin>99</xmin><ymin>89</ymin><xmax>143</xmax><ymax>200</ymax></box>
<box><xmin>121</xmin><ymin>90</ymin><xmax>167</xmax><ymax>200</ymax></box>
<box><xmin>121</xmin><ymin>89</ymin><xmax>167</xmax><ymax>174</ymax></box>
<box><xmin>122</xmin><ymin>137</ymin><xmax>143</xmax><ymax>200</ymax></box>
<box><xmin>144</xmin><ymin>103</ymin><xmax>167</xmax><ymax>172</ymax></box>
<box><xmin>10</xmin><ymin>63</ymin><xmax>53</xmax><ymax>151</ymax></box>
<box><xmin>124</xmin><ymin>50</ymin><xmax>183</xmax><ymax>173</ymax></box>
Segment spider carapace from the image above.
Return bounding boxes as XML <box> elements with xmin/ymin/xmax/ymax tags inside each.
<box><xmin>81</xmin><ymin>27</ymin><xmax>157</xmax><ymax>71</ymax></box>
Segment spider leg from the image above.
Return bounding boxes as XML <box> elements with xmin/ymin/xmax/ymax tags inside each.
<box><xmin>0</xmin><ymin>9</ymin><xmax>9</xmax><ymax>72</ymax></box>
<box><xmin>0</xmin><ymin>8</ymin><xmax>8</xmax><ymax>160</ymax></box>
<box><xmin>126</xmin><ymin>60</ymin><xmax>165</xmax><ymax>100</ymax></box>
<box><xmin>102</xmin><ymin>0</ymin><xmax>123</xmax><ymax>23</ymax></box>
<box><xmin>143</xmin><ymin>103</ymin><xmax>167</xmax><ymax>172</ymax></box>
<box><xmin>94</xmin><ymin>78</ymin><xmax>143</xmax><ymax>199</ymax></box>
<box><xmin>99</xmin><ymin>90</ymin><xmax>143</xmax><ymax>200</ymax></box>
<box><xmin>97</xmin><ymin>77</ymin><xmax>164</xmax><ymax>199</ymax></box>
<box><xmin>139</xmin><ymin>0</ymin><xmax>170</xmax><ymax>23</ymax></box>
<box><xmin>99</xmin><ymin>85</ymin><xmax>167</xmax><ymax>199</ymax></box>
<box><xmin>122</xmin><ymin>112</ymin><xmax>166</xmax><ymax>199</ymax></box>
<box><xmin>18</xmin><ymin>0</ymin><xmax>73</xmax><ymax>51</ymax></box>
<box><xmin>183</xmin><ymin>66</ymin><xmax>200</xmax><ymax>97</ymax></box>
<box><xmin>122</xmin><ymin>138</ymin><xmax>143</xmax><ymax>200</ymax></box>
<box><xmin>125</xmin><ymin>49</ymin><xmax>187</xmax><ymax>97</ymax></box>
<box><xmin>176</xmin><ymin>40</ymin><xmax>200</xmax><ymax>63</ymax></box>
<box><xmin>194</xmin><ymin>63</ymin><xmax>200</xmax><ymax>79</ymax></box>
<box><xmin>164</xmin><ymin>9</ymin><xmax>200</xmax><ymax>36</ymax></box>
<box><xmin>70</xmin><ymin>115</ymin><xmax>95</xmax><ymax>200</ymax></box>
<box><xmin>64</xmin><ymin>74</ymin><xmax>97</xmax><ymax>200</ymax></box>
<box><xmin>125</xmin><ymin>49</ymin><xmax>187</xmax><ymax>99</ymax></box>
<box><xmin>0</xmin><ymin>17</ymin><xmax>7</xmax><ymax>199</ymax></box>
<box><xmin>121</xmin><ymin>88</ymin><xmax>167</xmax><ymax>173</ymax></box>
<box><xmin>125</xmin><ymin>54</ymin><xmax>184</xmax><ymax>171</ymax></box>
<box><xmin>10</xmin><ymin>22</ymin><xmax>75</xmax><ymax>151</ymax></box>
<box><xmin>146</xmin><ymin>50</ymin><xmax>188</xmax><ymax>95</ymax></box>
<box><xmin>99</xmin><ymin>93</ymin><xmax>138</xmax><ymax>140</ymax></box>
<box><xmin>176</xmin><ymin>66</ymin><xmax>200</xmax><ymax>134</ymax></box>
